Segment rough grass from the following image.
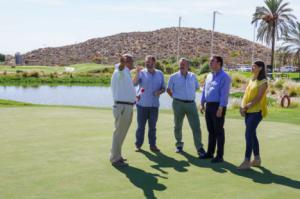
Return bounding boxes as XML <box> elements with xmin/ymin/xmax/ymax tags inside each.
<box><xmin>0</xmin><ymin>106</ymin><xmax>299</xmax><ymax>199</ymax></box>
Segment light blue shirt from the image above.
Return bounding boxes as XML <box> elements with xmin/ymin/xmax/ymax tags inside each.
<box><xmin>167</xmin><ymin>71</ymin><xmax>199</xmax><ymax>101</ymax></box>
<box><xmin>201</xmin><ymin>69</ymin><xmax>231</xmax><ymax>107</ymax></box>
<box><xmin>136</xmin><ymin>69</ymin><xmax>165</xmax><ymax>107</ymax></box>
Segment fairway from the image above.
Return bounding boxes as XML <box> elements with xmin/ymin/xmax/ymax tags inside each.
<box><xmin>0</xmin><ymin>107</ymin><xmax>299</xmax><ymax>199</ymax></box>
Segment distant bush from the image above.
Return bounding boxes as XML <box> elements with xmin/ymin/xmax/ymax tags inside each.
<box><xmin>0</xmin><ymin>53</ymin><xmax>5</xmax><ymax>62</ymax></box>
<box><xmin>92</xmin><ymin>56</ymin><xmax>103</xmax><ymax>64</ymax></box>
<box><xmin>50</xmin><ymin>72</ymin><xmax>59</xmax><ymax>78</ymax></box>
<box><xmin>231</xmin><ymin>73</ymin><xmax>247</xmax><ymax>88</ymax></box>
<box><xmin>274</xmin><ymin>79</ymin><xmax>285</xmax><ymax>89</ymax></box>
<box><xmin>199</xmin><ymin>62</ymin><xmax>210</xmax><ymax>74</ymax></box>
<box><xmin>283</xmin><ymin>80</ymin><xmax>300</xmax><ymax>97</ymax></box>
<box><xmin>190</xmin><ymin>57</ymin><xmax>201</xmax><ymax>68</ymax></box>
<box><xmin>155</xmin><ymin>61</ymin><xmax>165</xmax><ymax>72</ymax></box>
<box><xmin>22</xmin><ymin>71</ymin><xmax>40</xmax><ymax>78</ymax></box>
<box><xmin>165</xmin><ymin>66</ymin><xmax>174</xmax><ymax>74</ymax></box>
<box><xmin>102</xmin><ymin>67</ymin><xmax>115</xmax><ymax>73</ymax></box>
<box><xmin>199</xmin><ymin>55</ymin><xmax>209</xmax><ymax>64</ymax></box>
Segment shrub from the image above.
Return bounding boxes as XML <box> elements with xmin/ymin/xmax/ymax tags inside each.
<box><xmin>29</xmin><ymin>71</ymin><xmax>40</xmax><ymax>78</ymax></box>
<box><xmin>283</xmin><ymin>80</ymin><xmax>300</xmax><ymax>97</ymax></box>
<box><xmin>165</xmin><ymin>65</ymin><xmax>174</xmax><ymax>74</ymax></box>
<box><xmin>231</xmin><ymin>73</ymin><xmax>247</xmax><ymax>88</ymax></box>
<box><xmin>92</xmin><ymin>56</ymin><xmax>103</xmax><ymax>64</ymax></box>
<box><xmin>0</xmin><ymin>53</ymin><xmax>5</xmax><ymax>62</ymax></box>
<box><xmin>274</xmin><ymin>79</ymin><xmax>285</xmax><ymax>89</ymax></box>
<box><xmin>199</xmin><ymin>55</ymin><xmax>209</xmax><ymax>64</ymax></box>
<box><xmin>155</xmin><ymin>61</ymin><xmax>165</xmax><ymax>72</ymax></box>
<box><xmin>102</xmin><ymin>67</ymin><xmax>115</xmax><ymax>73</ymax></box>
<box><xmin>22</xmin><ymin>72</ymin><xmax>28</xmax><ymax>78</ymax></box>
<box><xmin>50</xmin><ymin>72</ymin><xmax>58</xmax><ymax>78</ymax></box>
<box><xmin>190</xmin><ymin>57</ymin><xmax>201</xmax><ymax>68</ymax></box>
<box><xmin>199</xmin><ymin>62</ymin><xmax>210</xmax><ymax>74</ymax></box>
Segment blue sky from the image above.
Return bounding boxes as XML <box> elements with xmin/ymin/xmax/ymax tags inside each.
<box><xmin>1</xmin><ymin>0</ymin><xmax>300</xmax><ymax>54</ymax></box>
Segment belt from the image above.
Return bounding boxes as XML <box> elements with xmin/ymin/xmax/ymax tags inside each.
<box><xmin>115</xmin><ymin>101</ymin><xmax>135</xmax><ymax>105</ymax></box>
<box><xmin>206</xmin><ymin>102</ymin><xmax>220</xmax><ymax>106</ymax></box>
<box><xmin>174</xmin><ymin>98</ymin><xmax>194</xmax><ymax>103</ymax></box>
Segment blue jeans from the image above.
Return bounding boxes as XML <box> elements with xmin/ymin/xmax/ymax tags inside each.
<box><xmin>135</xmin><ymin>105</ymin><xmax>159</xmax><ymax>147</ymax></box>
<box><xmin>245</xmin><ymin>112</ymin><xmax>262</xmax><ymax>160</ymax></box>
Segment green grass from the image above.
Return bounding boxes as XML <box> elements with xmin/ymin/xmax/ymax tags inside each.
<box><xmin>0</xmin><ymin>63</ymin><xmax>114</xmax><ymax>86</ymax></box>
<box><xmin>0</xmin><ymin>105</ymin><xmax>299</xmax><ymax>199</ymax></box>
<box><xmin>0</xmin><ymin>75</ymin><xmax>111</xmax><ymax>86</ymax></box>
<box><xmin>0</xmin><ymin>63</ymin><xmax>113</xmax><ymax>74</ymax></box>
<box><xmin>0</xmin><ymin>99</ymin><xmax>33</xmax><ymax>107</ymax></box>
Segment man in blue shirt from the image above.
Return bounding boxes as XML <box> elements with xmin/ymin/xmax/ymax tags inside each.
<box><xmin>133</xmin><ymin>55</ymin><xmax>165</xmax><ymax>152</ymax></box>
<box><xmin>200</xmin><ymin>56</ymin><xmax>231</xmax><ymax>163</ymax></box>
<box><xmin>167</xmin><ymin>58</ymin><xmax>206</xmax><ymax>158</ymax></box>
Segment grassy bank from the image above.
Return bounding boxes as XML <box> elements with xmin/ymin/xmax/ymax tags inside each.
<box><xmin>0</xmin><ymin>63</ymin><xmax>113</xmax><ymax>86</ymax></box>
<box><xmin>0</xmin><ymin>75</ymin><xmax>111</xmax><ymax>86</ymax></box>
<box><xmin>1</xmin><ymin>63</ymin><xmax>299</xmax><ymax>86</ymax></box>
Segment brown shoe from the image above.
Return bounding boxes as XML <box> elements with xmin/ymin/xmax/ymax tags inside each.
<box><xmin>150</xmin><ymin>146</ymin><xmax>160</xmax><ymax>152</ymax></box>
<box><xmin>251</xmin><ymin>156</ymin><xmax>261</xmax><ymax>167</ymax></box>
<box><xmin>135</xmin><ymin>147</ymin><xmax>142</xmax><ymax>152</ymax></box>
<box><xmin>237</xmin><ymin>160</ymin><xmax>251</xmax><ymax>170</ymax></box>
<box><xmin>112</xmin><ymin>160</ymin><xmax>128</xmax><ymax>167</ymax></box>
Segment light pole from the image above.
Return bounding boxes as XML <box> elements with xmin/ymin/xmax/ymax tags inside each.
<box><xmin>210</xmin><ymin>11</ymin><xmax>221</xmax><ymax>57</ymax></box>
<box><xmin>251</xmin><ymin>24</ymin><xmax>256</xmax><ymax>64</ymax></box>
<box><xmin>177</xmin><ymin>16</ymin><xmax>182</xmax><ymax>62</ymax></box>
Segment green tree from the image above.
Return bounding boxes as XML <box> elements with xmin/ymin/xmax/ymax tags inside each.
<box><xmin>280</xmin><ymin>22</ymin><xmax>300</xmax><ymax>66</ymax></box>
<box><xmin>0</xmin><ymin>53</ymin><xmax>5</xmax><ymax>62</ymax></box>
<box><xmin>252</xmin><ymin>0</ymin><xmax>296</xmax><ymax>72</ymax></box>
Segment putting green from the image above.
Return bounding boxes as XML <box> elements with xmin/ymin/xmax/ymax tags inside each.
<box><xmin>0</xmin><ymin>107</ymin><xmax>299</xmax><ymax>199</ymax></box>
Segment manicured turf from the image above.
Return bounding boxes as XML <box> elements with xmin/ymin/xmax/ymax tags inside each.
<box><xmin>0</xmin><ymin>106</ymin><xmax>299</xmax><ymax>199</ymax></box>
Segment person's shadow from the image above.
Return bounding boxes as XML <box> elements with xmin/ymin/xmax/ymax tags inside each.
<box><xmin>140</xmin><ymin>150</ymin><xmax>190</xmax><ymax>174</ymax></box>
<box><xmin>115</xmin><ymin>165</ymin><xmax>167</xmax><ymax>199</ymax></box>
<box><xmin>181</xmin><ymin>151</ymin><xmax>300</xmax><ymax>189</ymax></box>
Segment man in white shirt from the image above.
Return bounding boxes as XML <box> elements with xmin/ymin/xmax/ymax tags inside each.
<box><xmin>110</xmin><ymin>54</ymin><xmax>136</xmax><ymax>167</ymax></box>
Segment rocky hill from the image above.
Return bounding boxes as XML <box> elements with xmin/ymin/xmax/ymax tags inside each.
<box><xmin>22</xmin><ymin>27</ymin><xmax>271</xmax><ymax>66</ymax></box>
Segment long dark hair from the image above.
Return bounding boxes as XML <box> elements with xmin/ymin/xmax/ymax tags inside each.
<box><xmin>254</xmin><ymin>61</ymin><xmax>267</xmax><ymax>81</ymax></box>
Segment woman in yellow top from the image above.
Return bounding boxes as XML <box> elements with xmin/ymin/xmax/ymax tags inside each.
<box><xmin>238</xmin><ymin>60</ymin><xmax>268</xmax><ymax>170</ymax></box>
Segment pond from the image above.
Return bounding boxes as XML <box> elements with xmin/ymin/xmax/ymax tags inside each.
<box><xmin>0</xmin><ymin>85</ymin><xmax>206</xmax><ymax>109</ymax></box>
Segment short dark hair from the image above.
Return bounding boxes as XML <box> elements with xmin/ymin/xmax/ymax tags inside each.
<box><xmin>146</xmin><ymin>55</ymin><xmax>156</xmax><ymax>62</ymax></box>
<box><xmin>213</xmin><ymin>56</ymin><xmax>223</xmax><ymax>67</ymax></box>
<box><xmin>254</xmin><ymin>60</ymin><xmax>267</xmax><ymax>81</ymax></box>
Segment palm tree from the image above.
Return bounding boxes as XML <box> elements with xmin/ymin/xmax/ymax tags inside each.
<box><xmin>252</xmin><ymin>0</ymin><xmax>296</xmax><ymax>72</ymax></box>
<box><xmin>280</xmin><ymin>22</ymin><xmax>300</xmax><ymax>66</ymax></box>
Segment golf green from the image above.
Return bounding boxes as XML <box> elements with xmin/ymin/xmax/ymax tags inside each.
<box><xmin>0</xmin><ymin>107</ymin><xmax>299</xmax><ymax>199</ymax></box>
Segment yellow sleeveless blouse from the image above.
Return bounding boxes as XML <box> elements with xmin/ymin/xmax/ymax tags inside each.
<box><xmin>242</xmin><ymin>79</ymin><xmax>268</xmax><ymax>117</ymax></box>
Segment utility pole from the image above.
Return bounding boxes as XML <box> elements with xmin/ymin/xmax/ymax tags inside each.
<box><xmin>177</xmin><ymin>16</ymin><xmax>182</xmax><ymax>62</ymax></box>
<box><xmin>210</xmin><ymin>11</ymin><xmax>221</xmax><ymax>57</ymax></box>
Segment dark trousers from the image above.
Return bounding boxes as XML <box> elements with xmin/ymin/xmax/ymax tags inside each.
<box><xmin>205</xmin><ymin>102</ymin><xmax>226</xmax><ymax>158</ymax></box>
<box><xmin>135</xmin><ymin>105</ymin><xmax>159</xmax><ymax>147</ymax></box>
<box><xmin>245</xmin><ymin>112</ymin><xmax>262</xmax><ymax>160</ymax></box>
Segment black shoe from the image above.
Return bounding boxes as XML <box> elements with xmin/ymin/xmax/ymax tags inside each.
<box><xmin>150</xmin><ymin>146</ymin><xmax>161</xmax><ymax>153</ymax></box>
<box><xmin>176</xmin><ymin>146</ymin><xmax>183</xmax><ymax>153</ymax></box>
<box><xmin>200</xmin><ymin>154</ymin><xmax>214</xmax><ymax>159</ymax></box>
<box><xmin>112</xmin><ymin>160</ymin><xmax>129</xmax><ymax>167</ymax></box>
<box><xmin>211</xmin><ymin>157</ymin><xmax>224</xmax><ymax>163</ymax></box>
<box><xmin>197</xmin><ymin>148</ymin><xmax>206</xmax><ymax>159</ymax></box>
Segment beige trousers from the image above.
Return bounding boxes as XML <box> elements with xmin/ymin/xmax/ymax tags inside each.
<box><xmin>110</xmin><ymin>104</ymin><xmax>133</xmax><ymax>163</ymax></box>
